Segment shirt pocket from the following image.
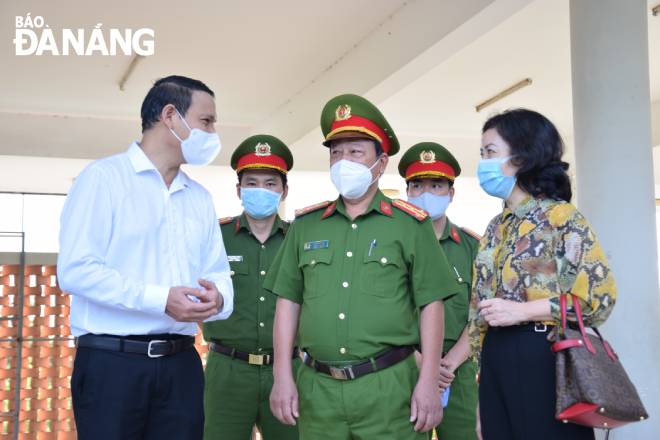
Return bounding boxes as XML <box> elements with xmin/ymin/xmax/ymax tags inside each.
<box><xmin>229</xmin><ymin>260</ymin><xmax>249</xmax><ymax>278</ymax></box>
<box><xmin>298</xmin><ymin>249</ymin><xmax>334</xmax><ymax>299</ymax></box>
<box><xmin>359</xmin><ymin>245</ymin><xmax>404</xmax><ymax>298</ymax></box>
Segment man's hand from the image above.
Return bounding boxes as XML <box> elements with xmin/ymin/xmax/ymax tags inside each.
<box><xmin>438</xmin><ymin>358</ymin><xmax>457</xmax><ymax>389</ymax></box>
<box><xmin>165</xmin><ymin>285</ymin><xmax>217</xmax><ymax>322</ymax></box>
<box><xmin>270</xmin><ymin>374</ymin><xmax>299</xmax><ymax>426</ymax></box>
<box><xmin>410</xmin><ymin>376</ymin><xmax>443</xmax><ymax>432</ymax></box>
<box><xmin>198</xmin><ymin>278</ymin><xmax>223</xmax><ymax>313</ymax></box>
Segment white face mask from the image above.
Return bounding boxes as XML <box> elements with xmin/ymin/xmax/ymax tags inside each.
<box><xmin>330</xmin><ymin>158</ymin><xmax>381</xmax><ymax>200</ymax></box>
<box><xmin>169</xmin><ymin>109</ymin><xmax>222</xmax><ymax>165</ymax></box>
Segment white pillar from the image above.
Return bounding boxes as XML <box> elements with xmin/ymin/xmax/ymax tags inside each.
<box><xmin>570</xmin><ymin>1</ymin><xmax>659</xmax><ymax>438</ymax></box>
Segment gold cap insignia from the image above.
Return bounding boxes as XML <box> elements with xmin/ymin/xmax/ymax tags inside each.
<box><xmin>335</xmin><ymin>104</ymin><xmax>351</xmax><ymax>121</ymax></box>
<box><xmin>419</xmin><ymin>150</ymin><xmax>436</xmax><ymax>164</ymax></box>
<box><xmin>255</xmin><ymin>142</ymin><xmax>272</xmax><ymax>156</ymax></box>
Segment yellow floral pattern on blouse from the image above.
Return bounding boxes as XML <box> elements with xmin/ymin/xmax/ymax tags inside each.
<box><xmin>468</xmin><ymin>197</ymin><xmax>616</xmax><ymax>360</ymax></box>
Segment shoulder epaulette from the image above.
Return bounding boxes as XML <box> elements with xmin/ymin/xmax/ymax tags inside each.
<box><xmin>461</xmin><ymin>226</ymin><xmax>482</xmax><ymax>241</ymax></box>
<box><xmin>218</xmin><ymin>216</ymin><xmax>234</xmax><ymax>225</ymax></box>
<box><xmin>392</xmin><ymin>199</ymin><xmax>428</xmax><ymax>221</ymax></box>
<box><xmin>295</xmin><ymin>201</ymin><xmax>331</xmax><ymax>218</ymax></box>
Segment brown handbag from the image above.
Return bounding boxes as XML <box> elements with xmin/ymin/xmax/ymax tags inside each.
<box><xmin>552</xmin><ymin>293</ymin><xmax>648</xmax><ymax>431</ymax></box>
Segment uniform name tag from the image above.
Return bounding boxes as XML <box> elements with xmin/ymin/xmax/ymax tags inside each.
<box><xmin>228</xmin><ymin>255</ymin><xmax>244</xmax><ymax>262</ymax></box>
<box><xmin>303</xmin><ymin>240</ymin><xmax>329</xmax><ymax>251</ymax></box>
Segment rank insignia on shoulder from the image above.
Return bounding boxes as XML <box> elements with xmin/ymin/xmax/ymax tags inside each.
<box><xmin>392</xmin><ymin>199</ymin><xmax>428</xmax><ymax>221</ymax></box>
<box><xmin>218</xmin><ymin>217</ymin><xmax>234</xmax><ymax>225</ymax></box>
<box><xmin>295</xmin><ymin>201</ymin><xmax>332</xmax><ymax>218</ymax></box>
<box><xmin>461</xmin><ymin>227</ymin><xmax>482</xmax><ymax>241</ymax></box>
<box><xmin>303</xmin><ymin>240</ymin><xmax>329</xmax><ymax>251</ymax></box>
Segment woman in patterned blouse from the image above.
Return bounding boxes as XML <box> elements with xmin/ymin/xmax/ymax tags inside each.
<box><xmin>469</xmin><ymin>109</ymin><xmax>616</xmax><ymax>440</ymax></box>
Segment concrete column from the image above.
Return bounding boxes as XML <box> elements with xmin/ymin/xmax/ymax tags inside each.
<box><xmin>570</xmin><ymin>0</ymin><xmax>659</xmax><ymax>438</ymax></box>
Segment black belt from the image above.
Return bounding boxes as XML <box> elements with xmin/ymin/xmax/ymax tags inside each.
<box><xmin>209</xmin><ymin>341</ymin><xmax>299</xmax><ymax>366</ymax></box>
<box><xmin>489</xmin><ymin>322</ymin><xmax>554</xmax><ymax>333</ymax></box>
<box><xmin>76</xmin><ymin>334</ymin><xmax>195</xmax><ymax>358</ymax></box>
<box><xmin>303</xmin><ymin>345</ymin><xmax>414</xmax><ymax>380</ymax></box>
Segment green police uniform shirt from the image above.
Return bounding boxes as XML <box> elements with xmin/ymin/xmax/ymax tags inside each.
<box><xmin>263</xmin><ymin>190</ymin><xmax>461</xmax><ymax>362</ymax></box>
<box><xmin>438</xmin><ymin>219</ymin><xmax>479</xmax><ymax>353</ymax></box>
<box><xmin>203</xmin><ymin>213</ymin><xmax>288</xmax><ymax>353</ymax></box>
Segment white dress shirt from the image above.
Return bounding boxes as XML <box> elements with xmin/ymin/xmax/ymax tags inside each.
<box><xmin>58</xmin><ymin>142</ymin><xmax>234</xmax><ymax>337</ymax></box>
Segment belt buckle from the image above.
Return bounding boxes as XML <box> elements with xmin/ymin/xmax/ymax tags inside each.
<box><xmin>329</xmin><ymin>366</ymin><xmax>354</xmax><ymax>380</ymax></box>
<box><xmin>534</xmin><ymin>323</ymin><xmax>548</xmax><ymax>333</ymax></box>
<box><xmin>147</xmin><ymin>340</ymin><xmax>168</xmax><ymax>358</ymax></box>
<box><xmin>248</xmin><ymin>354</ymin><xmax>264</xmax><ymax>365</ymax></box>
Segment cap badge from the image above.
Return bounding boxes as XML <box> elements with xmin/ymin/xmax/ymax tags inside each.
<box><xmin>335</xmin><ymin>104</ymin><xmax>352</xmax><ymax>121</ymax></box>
<box><xmin>255</xmin><ymin>142</ymin><xmax>272</xmax><ymax>156</ymax></box>
<box><xmin>420</xmin><ymin>150</ymin><xmax>436</xmax><ymax>164</ymax></box>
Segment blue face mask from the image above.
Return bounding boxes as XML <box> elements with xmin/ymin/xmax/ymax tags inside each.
<box><xmin>407</xmin><ymin>192</ymin><xmax>450</xmax><ymax>220</ymax></box>
<box><xmin>477</xmin><ymin>156</ymin><xmax>517</xmax><ymax>199</ymax></box>
<box><xmin>240</xmin><ymin>187</ymin><xmax>282</xmax><ymax>219</ymax></box>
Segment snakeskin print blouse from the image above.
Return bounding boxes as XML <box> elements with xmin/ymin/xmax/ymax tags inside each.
<box><xmin>468</xmin><ymin>196</ymin><xmax>616</xmax><ymax>358</ymax></box>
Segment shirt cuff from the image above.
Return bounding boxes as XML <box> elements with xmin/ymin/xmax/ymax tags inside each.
<box><xmin>143</xmin><ymin>284</ymin><xmax>169</xmax><ymax>315</ymax></box>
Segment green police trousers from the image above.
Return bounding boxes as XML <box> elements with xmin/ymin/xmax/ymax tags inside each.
<box><xmin>203</xmin><ymin>351</ymin><xmax>299</xmax><ymax>439</ymax></box>
<box><xmin>296</xmin><ymin>354</ymin><xmax>427</xmax><ymax>440</ymax></box>
<box><xmin>434</xmin><ymin>359</ymin><xmax>478</xmax><ymax>440</ymax></box>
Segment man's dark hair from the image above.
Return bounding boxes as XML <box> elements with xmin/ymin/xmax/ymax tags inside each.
<box><xmin>238</xmin><ymin>171</ymin><xmax>288</xmax><ymax>187</ymax></box>
<box><xmin>140</xmin><ymin>75</ymin><xmax>215</xmax><ymax>132</ymax></box>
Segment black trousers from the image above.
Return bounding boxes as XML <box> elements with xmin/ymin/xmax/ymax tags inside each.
<box><xmin>479</xmin><ymin>325</ymin><xmax>595</xmax><ymax>440</ymax></box>
<box><xmin>71</xmin><ymin>335</ymin><xmax>204</xmax><ymax>440</ymax></box>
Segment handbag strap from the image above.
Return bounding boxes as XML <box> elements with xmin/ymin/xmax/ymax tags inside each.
<box><xmin>560</xmin><ymin>293</ymin><xmax>596</xmax><ymax>354</ymax></box>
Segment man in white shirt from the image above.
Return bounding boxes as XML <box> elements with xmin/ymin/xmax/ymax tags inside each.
<box><xmin>57</xmin><ymin>75</ymin><xmax>234</xmax><ymax>440</ymax></box>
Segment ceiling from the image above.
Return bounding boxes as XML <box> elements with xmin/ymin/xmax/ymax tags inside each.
<box><xmin>0</xmin><ymin>0</ymin><xmax>658</xmax><ymax>177</ymax></box>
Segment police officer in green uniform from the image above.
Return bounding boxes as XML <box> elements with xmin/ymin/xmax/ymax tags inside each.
<box><xmin>264</xmin><ymin>94</ymin><xmax>462</xmax><ymax>440</ymax></box>
<box><xmin>399</xmin><ymin>142</ymin><xmax>480</xmax><ymax>440</ymax></box>
<box><xmin>202</xmin><ymin>134</ymin><xmax>299</xmax><ymax>440</ymax></box>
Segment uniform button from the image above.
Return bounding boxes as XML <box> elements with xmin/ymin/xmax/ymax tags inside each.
<box><xmin>259</xmin><ymin>322</ymin><xmax>265</xmax><ymax>327</ymax></box>
<box><xmin>351</xmin><ymin>223</ymin><xmax>357</xmax><ymax>230</ymax></box>
<box><xmin>342</xmin><ymin>281</ymin><xmax>349</xmax><ymax>288</ymax></box>
<box><xmin>230</xmin><ymin>270</ymin><xmax>235</xmax><ymax>276</ymax></box>
<box><xmin>258</xmin><ymin>347</ymin><xmax>262</xmax><ymax>352</ymax></box>
<box><xmin>338</xmin><ymin>313</ymin><xmax>345</xmax><ymax>320</ymax></box>
<box><xmin>260</xmin><ymin>270</ymin><xmax>266</xmax><ymax>276</ymax></box>
<box><xmin>339</xmin><ymin>347</ymin><xmax>347</xmax><ymax>354</ymax></box>
<box><xmin>346</xmin><ymin>251</ymin><xmax>353</xmax><ymax>257</ymax></box>
<box><xmin>380</xmin><ymin>257</ymin><xmax>388</xmax><ymax>264</ymax></box>
<box><xmin>310</xmin><ymin>260</ymin><xmax>316</xmax><ymax>265</ymax></box>
<box><xmin>259</xmin><ymin>296</ymin><xmax>265</xmax><ymax>302</ymax></box>
<box><xmin>261</xmin><ymin>245</ymin><xmax>266</xmax><ymax>249</ymax></box>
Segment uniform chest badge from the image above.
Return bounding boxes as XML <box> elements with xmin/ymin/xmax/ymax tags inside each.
<box><xmin>227</xmin><ymin>255</ymin><xmax>244</xmax><ymax>262</ymax></box>
<box><xmin>255</xmin><ymin>142</ymin><xmax>272</xmax><ymax>156</ymax></box>
<box><xmin>303</xmin><ymin>240</ymin><xmax>329</xmax><ymax>251</ymax></box>
<box><xmin>335</xmin><ymin>104</ymin><xmax>351</xmax><ymax>121</ymax></box>
<box><xmin>420</xmin><ymin>150</ymin><xmax>436</xmax><ymax>164</ymax></box>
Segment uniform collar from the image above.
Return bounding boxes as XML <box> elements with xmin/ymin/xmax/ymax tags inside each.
<box><xmin>236</xmin><ymin>212</ymin><xmax>286</xmax><ymax>237</ymax></box>
<box><xmin>127</xmin><ymin>142</ymin><xmax>190</xmax><ymax>192</ymax></box>
<box><xmin>439</xmin><ymin>218</ymin><xmax>461</xmax><ymax>244</ymax></box>
<box><xmin>323</xmin><ymin>190</ymin><xmax>393</xmax><ymax>220</ymax></box>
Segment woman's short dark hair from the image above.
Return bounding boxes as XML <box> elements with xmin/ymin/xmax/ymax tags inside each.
<box><xmin>483</xmin><ymin>108</ymin><xmax>572</xmax><ymax>202</ymax></box>
<box><xmin>140</xmin><ymin>75</ymin><xmax>215</xmax><ymax>132</ymax></box>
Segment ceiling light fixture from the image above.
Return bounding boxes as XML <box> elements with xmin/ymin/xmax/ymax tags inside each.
<box><xmin>475</xmin><ymin>78</ymin><xmax>532</xmax><ymax>112</ymax></box>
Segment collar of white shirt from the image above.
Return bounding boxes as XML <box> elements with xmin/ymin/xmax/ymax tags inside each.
<box><xmin>127</xmin><ymin>141</ymin><xmax>190</xmax><ymax>193</ymax></box>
